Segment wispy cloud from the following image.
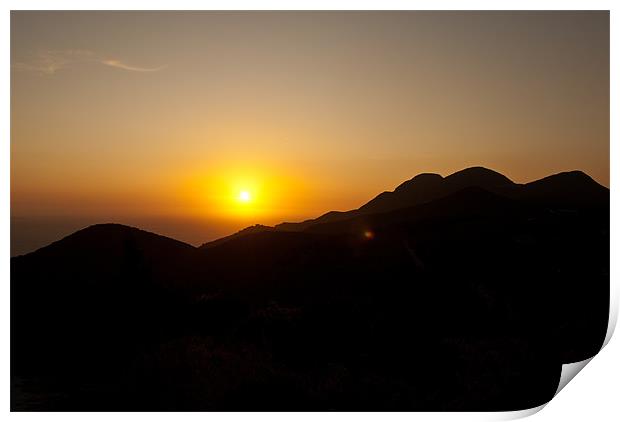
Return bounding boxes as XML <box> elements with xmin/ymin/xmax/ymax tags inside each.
<box><xmin>13</xmin><ymin>50</ymin><xmax>166</xmax><ymax>75</ymax></box>
<box><xmin>100</xmin><ymin>59</ymin><xmax>166</xmax><ymax>72</ymax></box>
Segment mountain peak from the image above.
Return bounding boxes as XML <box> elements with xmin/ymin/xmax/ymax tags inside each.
<box><xmin>525</xmin><ymin>170</ymin><xmax>605</xmax><ymax>189</ymax></box>
<box><xmin>22</xmin><ymin>222</ymin><xmax>195</xmax><ymax>259</ymax></box>
<box><xmin>358</xmin><ymin>167</ymin><xmax>514</xmax><ymax>215</ymax></box>
<box><xmin>445</xmin><ymin>167</ymin><xmax>514</xmax><ymax>188</ymax></box>
<box><xmin>200</xmin><ymin>224</ymin><xmax>274</xmax><ymax>249</ymax></box>
<box><xmin>541</xmin><ymin>170</ymin><xmax>592</xmax><ymax>182</ymax></box>
<box><xmin>394</xmin><ymin>173</ymin><xmax>443</xmax><ymax>192</ymax></box>
<box><xmin>521</xmin><ymin>170</ymin><xmax>608</xmax><ymax>204</ymax></box>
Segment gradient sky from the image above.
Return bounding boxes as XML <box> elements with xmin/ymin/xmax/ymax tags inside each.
<box><xmin>11</xmin><ymin>11</ymin><xmax>609</xmax><ymax>255</ymax></box>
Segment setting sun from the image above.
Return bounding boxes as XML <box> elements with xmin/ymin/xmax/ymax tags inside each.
<box><xmin>238</xmin><ymin>190</ymin><xmax>251</xmax><ymax>203</ymax></box>
<box><xmin>180</xmin><ymin>161</ymin><xmax>316</xmax><ymax>224</ymax></box>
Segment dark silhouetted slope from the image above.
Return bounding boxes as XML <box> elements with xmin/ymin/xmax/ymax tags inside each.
<box><xmin>11</xmin><ymin>168</ymin><xmax>609</xmax><ymax>411</ymax></box>
<box><xmin>359</xmin><ymin>167</ymin><xmax>515</xmax><ymax>215</ymax></box>
<box><xmin>273</xmin><ymin>167</ymin><xmax>607</xmax><ymax>235</ymax></box>
<box><xmin>444</xmin><ymin>166</ymin><xmax>514</xmax><ymax>189</ymax></box>
<box><xmin>12</xmin><ymin>223</ymin><xmax>199</xmax><ymax>289</ymax></box>
<box><xmin>274</xmin><ymin>166</ymin><xmax>516</xmax><ymax>232</ymax></box>
<box><xmin>520</xmin><ymin>170</ymin><xmax>609</xmax><ymax>206</ymax></box>
<box><xmin>11</xmin><ymin>224</ymin><xmax>201</xmax><ymax>383</ymax></box>
<box><xmin>200</xmin><ymin>224</ymin><xmax>274</xmax><ymax>249</ymax></box>
<box><xmin>306</xmin><ymin>187</ymin><xmax>519</xmax><ymax>235</ymax></box>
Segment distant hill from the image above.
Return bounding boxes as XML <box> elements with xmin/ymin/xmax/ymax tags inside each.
<box><xmin>358</xmin><ymin>166</ymin><xmax>516</xmax><ymax>215</ymax></box>
<box><xmin>200</xmin><ymin>224</ymin><xmax>274</xmax><ymax>249</ymax></box>
<box><xmin>519</xmin><ymin>170</ymin><xmax>609</xmax><ymax>205</ymax></box>
<box><xmin>12</xmin><ymin>223</ymin><xmax>199</xmax><ymax>288</ymax></box>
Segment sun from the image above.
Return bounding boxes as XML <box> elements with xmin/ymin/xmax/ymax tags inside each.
<box><xmin>238</xmin><ymin>190</ymin><xmax>251</xmax><ymax>203</ymax></box>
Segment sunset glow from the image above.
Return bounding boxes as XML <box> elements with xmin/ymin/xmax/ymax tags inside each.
<box><xmin>10</xmin><ymin>11</ymin><xmax>610</xmax><ymax>255</ymax></box>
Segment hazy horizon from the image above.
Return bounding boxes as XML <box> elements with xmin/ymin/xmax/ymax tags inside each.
<box><xmin>11</xmin><ymin>11</ymin><xmax>609</xmax><ymax>255</ymax></box>
<box><xmin>9</xmin><ymin>165</ymin><xmax>607</xmax><ymax>256</ymax></box>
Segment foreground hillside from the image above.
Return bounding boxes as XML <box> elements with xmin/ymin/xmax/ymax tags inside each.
<box><xmin>11</xmin><ymin>167</ymin><xmax>609</xmax><ymax>411</ymax></box>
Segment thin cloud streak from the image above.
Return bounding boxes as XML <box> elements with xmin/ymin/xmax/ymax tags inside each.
<box><xmin>101</xmin><ymin>59</ymin><xmax>166</xmax><ymax>72</ymax></box>
<box><xmin>13</xmin><ymin>50</ymin><xmax>166</xmax><ymax>74</ymax></box>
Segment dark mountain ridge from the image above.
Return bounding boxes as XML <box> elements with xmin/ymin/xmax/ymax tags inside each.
<box><xmin>252</xmin><ymin>166</ymin><xmax>606</xmax><ymax>240</ymax></box>
<box><xmin>11</xmin><ymin>166</ymin><xmax>609</xmax><ymax>411</ymax></box>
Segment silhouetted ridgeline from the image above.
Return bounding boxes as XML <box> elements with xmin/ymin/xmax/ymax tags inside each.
<box><xmin>270</xmin><ymin>167</ymin><xmax>607</xmax><ymax>233</ymax></box>
<box><xmin>11</xmin><ymin>167</ymin><xmax>609</xmax><ymax>411</ymax></box>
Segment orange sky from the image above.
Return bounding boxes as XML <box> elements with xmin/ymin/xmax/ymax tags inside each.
<box><xmin>10</xmin><ymin>11</ymin><xmax>609</xmax><ymax>254</ymax></box>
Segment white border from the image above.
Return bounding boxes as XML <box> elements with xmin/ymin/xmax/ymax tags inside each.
<box><xmin>2</xmin><ymin>2</ymin><xmax>617</xmax><ymax>421</ymax></box>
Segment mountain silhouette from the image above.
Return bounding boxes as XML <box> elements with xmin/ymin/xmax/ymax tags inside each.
<box><xmin>11</xmin><ymin>167</ymin><xmax>609</xmax><ymax>411</ymax></box>
<box><xmin>200</xmin><ymin>224</ymin><xmax>274</xmax><ymax>249</ymax></box>
<box><xmin>358</xmin><ymin>166</ymin><xmax>515</xmax><ymax>215</ymax></box>
<box><xmin>519</xmin><ymin>170</ymin><xmax>609</xmax><ymax>204</ymax></box>
<box><xmin>270</xmin><ymin>167</ymin><xmax>605</xmax><ymax>234</ymax></box>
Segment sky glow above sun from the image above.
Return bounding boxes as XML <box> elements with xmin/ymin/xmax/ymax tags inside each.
<box><xmin>179</xmin><ymin>162</ymin><xmax>318</xmax><ymax>223</ymax></box>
